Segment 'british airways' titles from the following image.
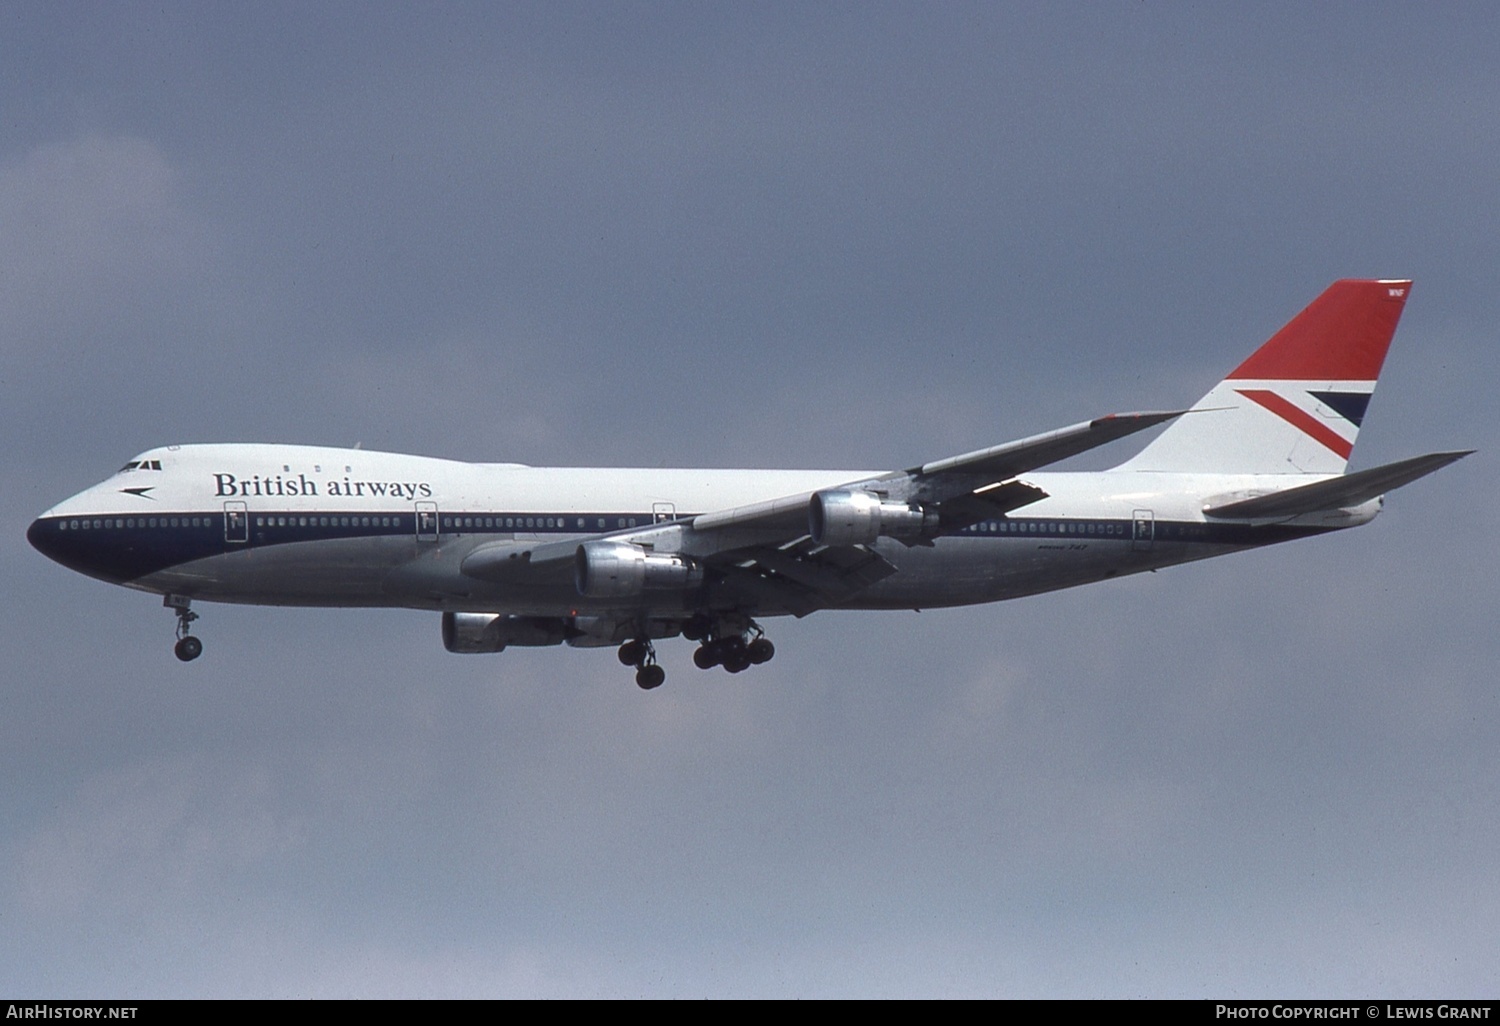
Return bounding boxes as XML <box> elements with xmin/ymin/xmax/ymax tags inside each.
<box><xmin>213</xmin><ymin>472</ymin><xmax>432</xmax><ymax>500</ymax></box>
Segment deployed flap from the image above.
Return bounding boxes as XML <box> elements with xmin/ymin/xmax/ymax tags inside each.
<box><xmin>1204</xmin><ymin>450</ymin><xmax>1473</xmax><ymax>519</ymax></box>
<box><xmin>712</xmin><ymin>540</ymin><xmax>898</xmax><ymax>617</ymax></box>
<box><xmin>934</xmin><ymin>480</ymin><xmax>1048</xmax><ymax>530</ymax></box>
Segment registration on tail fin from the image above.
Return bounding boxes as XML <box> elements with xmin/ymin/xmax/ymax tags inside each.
<box><xmin>1118</xmin><ymin>279</ymin><xmax>1413</xmax><ymax>475</ymax></box>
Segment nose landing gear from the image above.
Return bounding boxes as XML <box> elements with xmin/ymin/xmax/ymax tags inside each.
<box><xmin>165</xmin><ymin>595</ymin><xmax>202</xmax><ymax>661</ymax></box>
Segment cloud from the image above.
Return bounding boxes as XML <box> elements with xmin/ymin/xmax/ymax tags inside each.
<box><xmin>0</xmin><ymin>136</ymin><xmax>214</xmax><ymax>346</ymax></box>
<box><xmin>12</xmin><ymin>756</ymin><xmax>305</xmax><ymax>919</ymax></box>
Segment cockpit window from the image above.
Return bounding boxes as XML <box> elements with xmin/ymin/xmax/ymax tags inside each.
<box><xmin>116</xmin><ymin>459</ymin><xmax>162</xmax><ymax>473</ymax></box>
<box><xmin>118</xmin><ymin>461</ymin><xmax>141</xmax><ymax>472</ymax></box>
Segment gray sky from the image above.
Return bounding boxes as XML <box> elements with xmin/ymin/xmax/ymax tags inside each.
<box><xmin>3</xmin><ymin>1</ymin><xmax>1496</xmax><ymax>997</ymax></box>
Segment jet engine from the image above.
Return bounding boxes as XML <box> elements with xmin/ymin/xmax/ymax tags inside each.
<box><xmin>808</xmin><ymin>489</ymin><xmax>933</xmax><ymax>546</ymax></box>
<box><xmin>441</xmin><ymin>612</ymin><xmax>569</xmax><ymax>653</ymax></box>
<box><xmin>574</xmin><ymin>541</ymin><xmax>702</xmax><ymax>599</ymax></box>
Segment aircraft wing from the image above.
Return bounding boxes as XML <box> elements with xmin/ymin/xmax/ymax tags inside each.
<box><xmin>904</xmin><ymin>410</ymin><xmax>1186</xmax><ymax>500</ymax></box>
<box><xmin>463</xmin><ymin>410</ymin><xmax>1182</xmax><ymax>614</ymax></box>
<box><xmin>687</xmin><ymin>410</ymin><xmax>1184</xmax><ymax>534</ymax></box>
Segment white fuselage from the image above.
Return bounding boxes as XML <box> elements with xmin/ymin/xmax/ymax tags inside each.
<box><xmin>29</xmin><ymin>442</ymin><xmax>1369</xmax><ymax>620</ymax></box>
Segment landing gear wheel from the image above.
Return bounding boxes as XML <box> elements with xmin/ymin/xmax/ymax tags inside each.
<box><xmin>746</xmin><ymin>638</ymin><xmax>775</xmax><ymax>665</ymax></box>
<box><xmin>166</xmin><ymin>595</ymin><xmax>202</xmax><ymax>662</ymax></box>
<box><xmin>688</xmin><ymin>618</ymin><xmax>775</xmax><ymax>675</ymax></box>
<box><xmin>621</xmin><ymin>635</ymin><xmax>663</xmax><ymax>688</ymax></box>
<box><xmin>618</xmin><ymin>639</ymin><xmax>646</xmax><ymax>666</ymax></box>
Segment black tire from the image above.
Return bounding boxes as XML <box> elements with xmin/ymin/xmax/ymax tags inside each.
<box><xmin>747</xmin><ymin>638</ymin><xmax>775</xmax><ymax>664</ymax></box>
<box><xmin>174</xmin><ymin>636</ymin><xmax>203</xmax><ymax>662</ymax></box>
<box><xmin>724</xmin><ymin>655</ymin><xmax>750</xmax><ymax>674</ymax></box>
<box><xmin>636</xmin><ymin>664</ymin><xmax>665</xmax><ymax>689</ymax></box>
<box><xmin>693</xmin><ymin>645</ymin><xmax>719</xmax><ymax>670</ymax></box>
<box><xmin>618</xmin><ymin>640</ymin><xmax>645</xmax><ymax>666</ymax></box>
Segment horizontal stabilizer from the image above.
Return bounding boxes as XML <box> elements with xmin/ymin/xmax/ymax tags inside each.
<box><xmin>1203</xmin><ymin>450</ymin><xmax>1473</xmax><ymax>519</ymax></box>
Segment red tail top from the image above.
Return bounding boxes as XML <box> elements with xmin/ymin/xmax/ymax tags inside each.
<box><xmin>1227</xmin><ymin>279</ymin><xmax>1412</xmax><ymax>381</ymax></box>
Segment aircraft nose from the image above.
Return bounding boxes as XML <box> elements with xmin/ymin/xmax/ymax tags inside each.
<box><xmin>27</xmin><ymin>516</ymin><xmax>61</xmax><ymax>562</ymax></box>
<box><xmin>28</xmin><ymin>514</ymin><xmax>84</xmax><ymax>571</ymax></box>
<box><xmin>27</xmin><ymin>513</ymin><xmax>131</xmax><ymax>584</ymax></box>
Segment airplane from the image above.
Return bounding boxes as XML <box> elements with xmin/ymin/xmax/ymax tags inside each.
<box><xmin>28</xmin><ymin>279</ymin><xmax>1471</xmax><ymax>689</ymax></box>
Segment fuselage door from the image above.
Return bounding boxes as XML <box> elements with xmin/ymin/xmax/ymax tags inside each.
<box><xmin>1132</xmin><ymin>509</ymin><xmax>1154</xmax><ymax>552</ymax></box>
<box><xmin>653</xmin><ymin>501</ymin><xmax>676</xmax><ymax>524</ymax></box>
<box><xmin>224</xmin><ymin>501</ymin><xmax>249</xmax><ymax>544</ymax></box>
<box><xmin>415</xmin><ymin>501</ymin><xmax>439</xmax><ymax>542</ymax></box>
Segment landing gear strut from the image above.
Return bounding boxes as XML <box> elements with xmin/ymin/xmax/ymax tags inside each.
<box><xmin>165</xmin><ymin>594</ymin><xmax>202</xmax><ymax>661</ymax></box>
<box><xmin>618</xmin><ymin>637</ymin><xmax>665</xmax><ymax>690</ymax></box>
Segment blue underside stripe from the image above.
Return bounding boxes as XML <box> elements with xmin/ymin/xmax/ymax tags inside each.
<box><xmin>29</xmin><ymin>510</ymin><xmax>1335</xmax><ymax>584</ymax></box>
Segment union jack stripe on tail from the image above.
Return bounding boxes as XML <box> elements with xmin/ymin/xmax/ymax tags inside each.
<box><xmin>1117</xmin><ymin>280</ymin><xmax>1412</xmax><ymax>475</ymax></box>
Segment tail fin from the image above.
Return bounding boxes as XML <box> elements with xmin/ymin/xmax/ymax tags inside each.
<box><xmin>1117</xmin><ymin>280</ymin><xmax>1413</xmax><ymax>475</ymax></box>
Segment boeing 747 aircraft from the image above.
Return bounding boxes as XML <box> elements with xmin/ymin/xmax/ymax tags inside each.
<box><xmin>29</xmin><ymin>280</ymin><xmax>1469</xmax><ymax>688</ymax></box>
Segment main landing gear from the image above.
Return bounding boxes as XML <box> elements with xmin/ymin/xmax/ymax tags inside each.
<box><xmin>617</xmin><ymin>637</ymin><xmax>666</xmax><ymax>690</ymax></box>
<box><xmin>615</xmin><ymin>617</ymin><xmax>776</xmax><ymax>689</ymax></box>
<box><xmin>165</xmin><ymin>595</ymin><xmax>202</xmax><ymax>662</ymax></box>
<box><xmin>685</xmin><ymin>616</ymin><xmax>775</xmax><ymax>675</ymax></box>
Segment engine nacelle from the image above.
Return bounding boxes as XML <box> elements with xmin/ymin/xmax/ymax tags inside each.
<box><xmin>808</xmin><ymin>490</ymin><xmax>932</xmax><ymax>546</ymax></box>
<box><xmin>574</xmin><ymin>541</ymin><xmax>702</xmax><ymax>599</ymax></box>
<box><xmin>441</xmin><ymin>612</ymin><xmax>568</xmax><ymax>653</ymax></box>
